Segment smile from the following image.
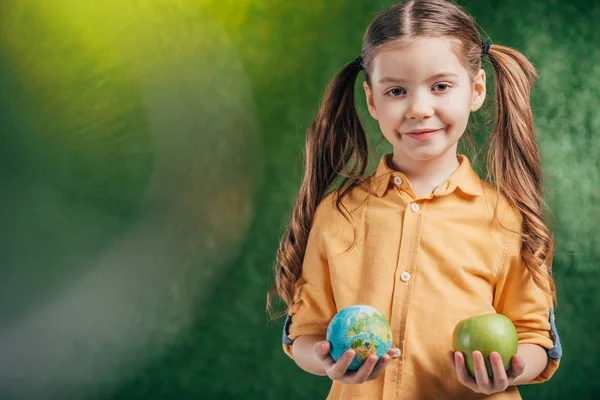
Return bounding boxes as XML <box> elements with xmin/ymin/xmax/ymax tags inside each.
<box><xmin>404</xmin><ymin>128</ymin><xmax>443</xmax><ymax>140</ymax></box>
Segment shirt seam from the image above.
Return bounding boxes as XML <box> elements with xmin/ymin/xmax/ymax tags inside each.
<box><xmin>493</xmin><ymin>217</ymin><xmax>520</xmax><ymax>284</ymax></box>
<box><xmin>313</xmin><ymin>197</ymin><xmax>329</xmax><ymax>260</ymax></box>
<box><xmin>315</xmin><ymin>224</ymin><xmax>327</xmax><ymax>260</ymax></box>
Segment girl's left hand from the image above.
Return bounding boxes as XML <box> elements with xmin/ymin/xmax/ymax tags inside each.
<box><xmin>448</xmin><ymin>350</ymin><xmax>526</xmax><ymax>394</ymax></box>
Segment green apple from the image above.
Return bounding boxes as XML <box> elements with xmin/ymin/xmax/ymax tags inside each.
<box><xmin>452</xmin><ymin>313</ymin><xmax>518</xmax><ymax>378</ymax></box>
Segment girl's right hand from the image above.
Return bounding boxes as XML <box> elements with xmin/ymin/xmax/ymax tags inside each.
<box><xmin>313</xmin><ymin>340</ymin><xmax>399</xmax><ymax>384</ymax></box>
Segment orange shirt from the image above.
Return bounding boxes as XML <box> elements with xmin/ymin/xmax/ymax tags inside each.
<box><xmin>282</xmin><ymin>153</ymin><xmax>561</xmax><ymax>399</ymax></box>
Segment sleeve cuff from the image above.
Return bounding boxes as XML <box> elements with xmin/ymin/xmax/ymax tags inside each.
<box><xmin>282</xmin><ymin>313</ymin><xmax>294</xmax><ymax>359</ymax></box>
<box><xmin>281</xmin><ymin>313</ymin><xmax>329</xmax><ymax>360</ymax></box>
<box><xmin>520</xmin><ymin>307</ymin><xmax>563</xmax><ymax>384</ymax></box>
<box><xmin>282</xmin><ymin>313</ymin><xmax>294</xmax><ymax>345</ymax></box>
<box><xmin>547</xmin><ymin>307</ymin><xmax>563</xmax><ymax>361</ymax></box>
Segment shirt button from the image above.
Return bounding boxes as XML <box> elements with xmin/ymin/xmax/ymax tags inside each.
<box><xmin>394</xmin><ymin>176</ymin><xmax>403</xmax><ymax>185</ymax></box>
<box><xmin>400</xmin><ymin>272</ymin><xmax>411</xmax><ymax>282</ymax></box>
<box><xmin>410</xmin><ymin>203</ymin><xmax>420</xmax><ymax>212</ymax></box>
<box><xmin>392</xmin><ymin>348</ymin><xmax>402</xmax><ymax>358</ymax></box>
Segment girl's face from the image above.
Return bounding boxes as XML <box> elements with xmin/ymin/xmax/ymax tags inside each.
<box><xmin>363</xmin><ymin>37</ymin><xmax>486</xmax><ymax>162</ymax></box>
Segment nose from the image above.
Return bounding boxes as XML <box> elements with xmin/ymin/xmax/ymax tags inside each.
<box><xmin>405</xmin><ymin>92</ymin><xmax>434</xmax><ymax>120</ymax></box>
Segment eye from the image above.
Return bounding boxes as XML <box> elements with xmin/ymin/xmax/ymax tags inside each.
<box><xmin>433</xmin><ymin>83</ymin><xmax>451</xmax><ymax>92</ymax></box>
<box><xmin>385</xmin><ymin>88</ymin><xmax>406</xmax><ymax>97</ymax></box>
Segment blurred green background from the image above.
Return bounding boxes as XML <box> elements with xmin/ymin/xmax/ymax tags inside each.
<box><xmin>0</xmin><ymin>0</ymin><xmax>598</xmax><ymax>399</ymax></box>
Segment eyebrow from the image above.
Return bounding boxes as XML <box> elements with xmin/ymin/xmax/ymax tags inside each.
<box><xmin>378</xmin><ymin>72</ymin><xmax>459</xmax><ymax>84</ymax></box>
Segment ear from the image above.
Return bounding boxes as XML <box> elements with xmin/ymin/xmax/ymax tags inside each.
<box><xmin>363</xmin><ymin>81</ymin><xmax>379</xmax><ymax>120</ymax></box>
<box><xmin>470</xmin><ymin>68</ymin><xmax>486</xmax><ymax>112</ymax></box>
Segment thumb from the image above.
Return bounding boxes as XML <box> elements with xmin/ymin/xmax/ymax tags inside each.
<box><xmin>314</xmin><ymin>341</ymin><xmax>335</xmax><ymax>369</ymax></box>
<box><xmin>510</xmin><ymin>354</ymin><xmax>526</xmax><ymax>377</ymax></box>
<box><xmin>314</xmin><ymin>340</ymin><xmax>330</xmax><ymax>356</ymax></box>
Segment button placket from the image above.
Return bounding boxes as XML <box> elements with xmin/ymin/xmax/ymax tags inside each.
<box><xmin>385</xmin><ymin>192</ymin><xmax>424</xmax><ymax>397</ymax></box>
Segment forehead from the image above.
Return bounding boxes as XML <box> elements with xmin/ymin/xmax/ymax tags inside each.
<box><xmin>371</xmin><ymin>37</ymin><xmax>468</xmax><ymax>83</ymax></box>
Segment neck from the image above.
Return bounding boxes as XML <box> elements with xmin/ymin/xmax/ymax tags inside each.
<box><xmin>388</xmin><ymin>146</ymin><xmax>461</xmax><ymax>190</ymax></box>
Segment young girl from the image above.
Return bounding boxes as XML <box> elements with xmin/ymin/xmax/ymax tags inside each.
<box><xmin>266</xmin><ymin>0</ymin><xmax>562</xmax><ymax>398</ymax></box>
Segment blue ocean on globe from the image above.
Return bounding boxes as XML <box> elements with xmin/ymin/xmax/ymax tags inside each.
<box><xmin>326</xmin><ymin>304</ymin><xmax>392</xmax><ymax>371</ymax></box>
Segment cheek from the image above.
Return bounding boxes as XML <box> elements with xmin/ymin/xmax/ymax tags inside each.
<box><xmin>439</xmin><ymin>98</ymin><xmax>471</xmax><ymax>131</ymax></box>
<box><xmin>374</xmin><ymin>101</ymin><xmax>404</xmax><ymax>127</ymax></box>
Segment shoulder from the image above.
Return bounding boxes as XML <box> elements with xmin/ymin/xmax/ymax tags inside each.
<box><xmin>479</xmin><ymin>180</ymin><xmax>523</xmax><ymax>235</ymax></box>
<box><xmin>312</xmin><ymin>183</ymin><xmax>370</xmax><ymax>234</ymax></box>
<box><xmin>316</xmin><ymin>180</ymin><xmax>372</xmax><ymax>216</ymax></box>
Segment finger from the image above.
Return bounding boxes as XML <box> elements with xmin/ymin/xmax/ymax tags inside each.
<box><xmin>473</xmin><ymin>351</ymin><xmax>491</xmax><ymax>390</ymax></box>
<box><xmin>368</xmin><ymin>354</ymin><xmax>391</xmax><ymax>380</ymax></box>
<box><xmin>329</xmin><ymin>350</ymin><xmax>356</xmax><ymax>380</ymax></box>
<box><xmin>448</xmin><ymin>351</ymin><xmax>456</xmax><ymax>373</ymax></box>
<box><xmin>350</xmin><ymin>355</ymin><xmax>379</xmax><ymax>383</ymax></box>
<box><xmin>489</xmin><ymin>352</ymin><xmax>508</xmax><ymax>390</ymax></box>
<box><xmin>454</xmin><ymin>352</ymin><xmax>478</xmax><ymax>391</ymax></box>
<box><xmin>507</xmin><ymin>354</ymin><xmax>526</xmax><ymax>379</ymax></box>
<box><xmin>314</xmin><ymin>341</ymin><xmax>336</xmax><ymax>368</ymax></box>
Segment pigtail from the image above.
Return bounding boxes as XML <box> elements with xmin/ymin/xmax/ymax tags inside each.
<box><xmin>485</xmin><ymin>44</ymin><xmax>558</xmax><ymax>305</ymax></box>
<box><xmin>266</xmin><ymin>59</ymin><xmax>369</xmax><ymax>319</ymax></box>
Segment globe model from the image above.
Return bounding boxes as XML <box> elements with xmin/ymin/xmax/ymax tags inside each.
<box><xmin>326</xmin><ymin>305</ymin><xmax>392</xmax><ymax>371</ymax></box>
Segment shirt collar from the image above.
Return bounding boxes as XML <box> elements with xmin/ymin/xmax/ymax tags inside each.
<box><xmin>370</xmin><ymin>153</ymin><xmax>483</xmax><ymax>198</ymax></box>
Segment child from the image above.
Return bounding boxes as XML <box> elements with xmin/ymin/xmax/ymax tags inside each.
<box><xmin>266</xmin><ymin>0</ymin><xmax>562</xmax><ymax>398</ymax></box>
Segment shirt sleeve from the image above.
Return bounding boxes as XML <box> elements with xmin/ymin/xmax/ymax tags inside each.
<box><xmin>492</xmin><ymin>215</ymin><xmax>562</xmax><ymax>384</ymax></box>
<box><xmin>281</xmin><ymin>200</ymin><xmax>337</xmax><ymax>359</ymax></box>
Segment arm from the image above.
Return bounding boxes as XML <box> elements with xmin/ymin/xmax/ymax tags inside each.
<box><xmin>291</xmin><ymin>334</ymin><xmax>327</xmax><ymax>376</ymax></box>
<box><xmin>281</xmin><ymin>198</ymin><xmax>337</xmax><ymax>361</ymax></box>
<box><xmin>450</xmin><ymin>212</ymin><xmax>561</xmax><ymax>394</ymax></box>
<box><xmin>492</xmin><ymin>213</ymin><xmax>561</xmax><ymax>384</ymax></box>
<box><xmin>510</xmin><ymin>343</ymin><xmax>548</xmax><ymax>385</ymax></box>
<box><xmin>281</xmin><ymin>198</ymin><xmax>399</xmax><ymax>383</ymax></box>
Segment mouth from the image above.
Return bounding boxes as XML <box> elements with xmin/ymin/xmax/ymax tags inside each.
<box><xmin>405</xmin><ymin>128</ymin><xmax>443</xmax><ymax>135</ymax></box>
<box><xmin>404</xmin><ymin>128</ymin><xmax>443</xmax><ymax>139</ymax></box>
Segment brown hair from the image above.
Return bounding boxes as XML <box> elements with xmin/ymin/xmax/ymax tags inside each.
<box><xmin>267</xmin><ymin>0</ymin><xmax>557</xmax><ymax>320</ymax></box>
